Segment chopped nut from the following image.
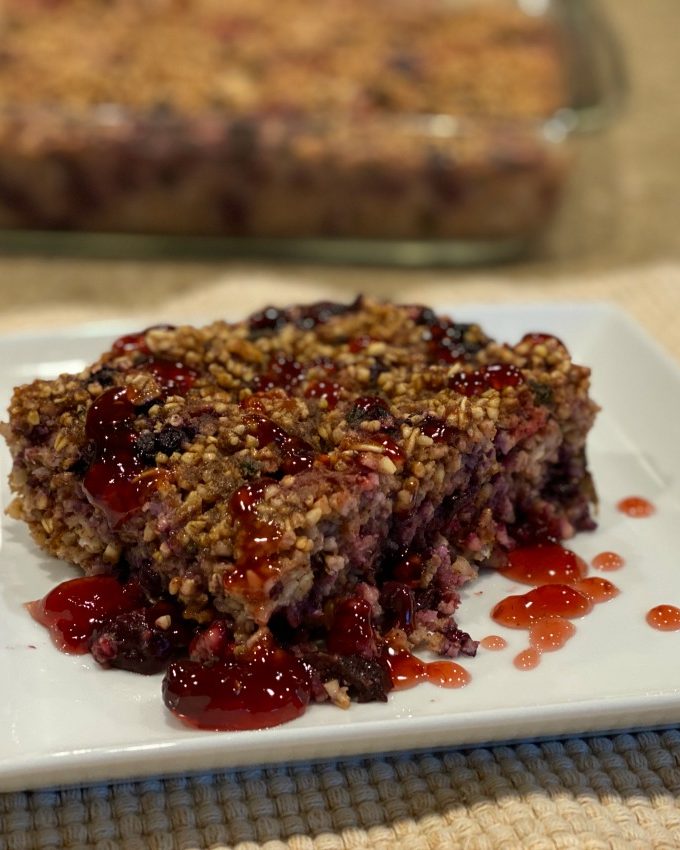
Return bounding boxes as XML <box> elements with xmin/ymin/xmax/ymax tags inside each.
<box><xmin>354</xmin><ymin>443</ymin><xmax>385</xmax><ymax>453</ymax></box>
<box><xmin>323</xmin><ymin>680</ymin><xmax>351</xmax><ymax>709</ymax></box>
<box><xmin>305</xmin><ymin>506</ymin><xmax>323</xmax><ymax>526</ymax></box>
<box><xmin>378</xmin><ymin>455</ymin><xmax>397</xmax><ymax>475</ymax></box>
<box><xmin>102</xmin><ymin>542</ymin><xmax>121</xmax><ymax>563</ymax></box>
<box><xmin>53</xmin><ymin>432</ymin><xmax>68</xmax><ymax>453</ymax></box>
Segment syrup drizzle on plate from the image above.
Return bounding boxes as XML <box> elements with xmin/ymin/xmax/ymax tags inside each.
<box><xmin>25</xmin><ymin>481</ymin><xmax>658</xmax><ymax>724</ymax></box>
<box><xmin>592</xmin><ymin>551</ymin><xmax>625</xmax><ymax>571</ymax></box>
<box><xmin>616</xmin><ymin>496</ymin><xmax>655</xmax><ymax>518</ymax></box>
<box><xmin>492</xmin><ymin>542</ymin><xmax>621</xmax><ymax>671</ymax></box>
<box><xmin>479</xmin><ymin>635</ymin><xmax>508</xmax><ymax>651</ymax></box>
<box><xmin>380</xmin><ymin>645</ymin><xmax>470</xmax><ymax>690</ymax></box>
<box><xmin>646</xmin><ymin>605</ymin><xmax>680</xmax><ymax>631</ymax></box>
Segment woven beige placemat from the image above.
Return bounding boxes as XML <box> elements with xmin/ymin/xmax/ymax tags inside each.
<box><xmin>2</xmin><ymin>733</ymin><xmax>680</xmax><ymax>850</ymax></box>
<box><xmin>1</xmin><ymin>262</ymin><xmax>680</xmax><ymax>850</ymax></box>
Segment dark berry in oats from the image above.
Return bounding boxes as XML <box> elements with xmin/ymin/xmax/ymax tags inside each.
<box><xmin>88</xmin><ymin>366</ymin><xmax>118</xmax><ymax>387</ymax></box>
<box><xmin>300</xmin><ymin>650</ymin><xmax>391</xmax><ymax>703</ymax></box>
<box><xmin>424</xmin><ymin>318</ymin><xmax>485</xmax><ymax>364</ymax></box>
<box><xmin>529</xmin><ymin>380</ymin><xmax>554</xmax><ymax>407</ymax></box>
<box><xmin>347</xmin><ymin>395</ymin><xmax>391</xmax><ymax>426</ymax></box>
<box><xmin>189</xmin><ymin>619</ymin><xmax>235</xmax><ymax>664</ymax></box>
<box><xmin>380</xmin><ymin>581</ymin><xmax>415</xmax><ymax>633</ymax></box>
<box><xmin>327</xmin><ymin>597</ymin><xmax>378</xmax><ymax>659</ymax></box>
<box><xmin>90</xmin><ymin>602</ymin><xmax>191</xmax><ymax>675</ymax></box>
<box><xmin>134</xmin><ymin>431</ymin><xmax>157</xmax><ymax>464</ymax></box>
<box><xmin>248</xmin><ymin>306</ymin><xmax>288</xmax><ymax>335</ymax></box>
<box><xmin>295</xmin><ymin>300</ymin><xmax>357</xmax><ymax>330</ymax></box>
<box><xmin>136</xmin><ymin>560</ymin><xmax>166</xmax><ymax>600</ymax></box>
<box><xmin>155</xmin><ymin>425</ymin><xmax>186</xmax><ymax>456</ymax></box>
<box><xmin>409</xmin><ymin>305</ymin><xmax>438</xmax><ymax>326</ymax></box>
<box><xmin>439</xmin><ymin>624</ymin><xmax>478</xmax><ymax>657</ymax></box>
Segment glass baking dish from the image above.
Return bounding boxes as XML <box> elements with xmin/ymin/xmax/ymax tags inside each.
<box><xmin>0</xmin><ymin>0</ymin><xmax>626</xmax><ymax>265</ymax></box>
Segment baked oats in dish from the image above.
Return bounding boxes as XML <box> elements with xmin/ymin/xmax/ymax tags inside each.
<box><xmin>1</xmin><ymin>299</ymin><xmax>597</xmax><ymax>728</ymax></box>
<box><xmin>0</xmin><ymin>0</ymin><xmax>568</xmax><ymax>244</ymax></box>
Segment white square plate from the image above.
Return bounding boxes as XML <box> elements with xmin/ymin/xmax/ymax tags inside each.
<box><xmin>2</xmin><ymin>302</ymin><xmax>679</xmax><ymax>792</ymax></box>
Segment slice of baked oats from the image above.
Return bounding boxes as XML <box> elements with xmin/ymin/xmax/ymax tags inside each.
<box><xmin>2</xmin><ymin>298</ymin><xmax>597</xmax><ymax>705</ymax></box>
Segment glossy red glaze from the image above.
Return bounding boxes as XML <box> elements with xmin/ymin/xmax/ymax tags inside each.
<box><xmin>229</xmin><ymin>478</ymin><xmax>273</xmax><ymax>520</ymax></box>
<box><xmin>111</xmin><ymin>331</ymin><xmax>150</xmax><ymax>356</ymax></box>
<box><xmin>513</xmin><ymin>647</ymin><xmax>541</xmax><ymax>670</ymax></box>
<box><xmin>449</xmin><ymin>364</ymin><xmax>525</xmax><ymax>397</ymax></box>
<box><xmin>83</xmin><ymin>387</ymin><xmax>152</xmax><ymax>525</ymax></box>
<box><xmin>528</xmin><ymin>616</ymin><xmax>576</xmax><ymax>652</ymax></box>
<box><xmin>380</xmin><ymin>645</ymin><xmax>428</xmax><ymax>690</ymax></box>
<box><xmin>225</xmin><ymin>479</ymin><xmax>283</xmax><ymax>593</ymax></box>
<box><xmin>392</xmin><ymin>553</ymin><xmax>423</xmax><ymax>587</ymax></box>
<box><xmin>419</xmin><ymin>416</ymin><xmax>457</xmax><ymax>444</ymax></box>
<box><xmin>304</xmin><ymin>380</ymin><xmax>341</xmax><ymax>410</ymax></box>
<box><xmin>348</xmin><ymin>335</ymin><xmax>373</xmax><ymax>353</ymax></box>
<box><xmin>520</xmin><ymin>332</ymin><xmax>565</xmax><ymax>348</ymax></box>
<box><xmin>570</xmin><ymin>577</ymin><xmax>620</xmax><ymax>603</ymax></box>
<box><xmin>479</xmin><ymin>635</ymin><xmax>508</xmax><ymax>651</ymax></box>
<box><xmin>617</xmin><ymin>496</ymin><xmax>655</xmax><ymax>518</ymax></box>
<box><xmin>252</xmin><ymin>354</ymin><xmax>304</xmax><ymax>392</ymax></box>
<box><xmin>483</xmin><ymin>363</ymin><xmax>523</xmax><ymax>390</ymax></box>
<box><xmin>371</xmin><ymin>434</ymin><xmax>405</xmax><ymax>464</ymax></box>
<box><xmin>380</xmin><ymin>645</ymin><xmax>471</xmax><ymax>690</ymax></box>
<box><xmin>250</xmin><ymin>415</ymin><xmax>315</xmax><ymax>475</ymax></box>
<box><xmin>145</xmin><ymin>358</ymin><xmax>197</xmax><ymax>394</ymax></box>
<box><xmin>491</xmin><ymin>584</ymin><xmax>593</xmax><ymax>629</ymax></box>
<box><xmin>448</xmin><ymin>370</ymin><xmax>487</xmax><ymax>397</ymax></box>
<box><xmin>83</xmin><ymin>357</ymin><xmax>192</xmax><ymax>526</ymax></box>
<box><xmin>426</xmin><ymin>660</ymin><xmax>470</xmax><ymax>689</ymax></box>
<box><xmin>499</xmin><ymin>543</ymin><xmax>587</xmax><ymax>586</ymax></box>
<box><xmin>84</xmin><ymin>461</ymin><xmax>167</xmax><ymax>526</ymax></box>
<box><xmin>646</xmin><ymin>605</ymin><xmax>680</xmax><ymax>631</ymax></box>
<box><xmin>27</xmin><ymin>576</ymin><xmax>144</xmax><ymax>653</ymax></box>
<box><xmin>350</xmin><ymin>395</ymin><xmax>390</xmax><ymax>422</ymax></box>
<box><xmin>591</xmin><ymin>551</ymin><xmax>625</xmax><ymax>572</ymax></box>
<box><xmin>162</xmin><ymin>633</ymin><xmax>312</xmax><ymax>731</ymax></box>
<box><xmin>85</xmin><ymin>386</ymin><xmax>136</xmax><ymax>447</ymax></box>
<box><xmin>327</xmin><ymin>598</ymin><xmax>376</xmax><ymax>658</ymax></box>
<box><xmin>424</xmin><ymin>319</ymin><xmax>469</xmax><ymax>364</ymax></box>
<box><xmin>111</xmin><ymin>324</ymin><xmax>176</xmax><ymax>356</ymax></box>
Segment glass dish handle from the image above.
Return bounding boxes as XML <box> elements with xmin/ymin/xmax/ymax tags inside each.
<box><xmin>554</xmin><ymin>0</ymin><xmax>628</xmax><ymax>134</ymax></box>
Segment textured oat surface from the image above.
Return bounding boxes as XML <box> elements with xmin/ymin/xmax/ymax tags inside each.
<box><xmin>0</xmin><ymin>0</ymin><xmax>563</xmax><ymax>117</ymax></box>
